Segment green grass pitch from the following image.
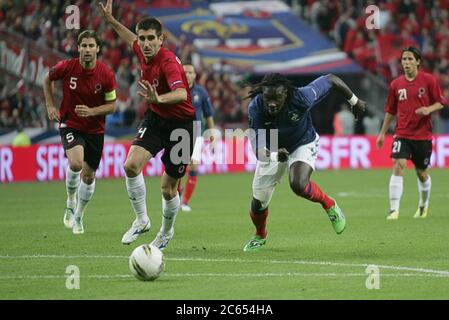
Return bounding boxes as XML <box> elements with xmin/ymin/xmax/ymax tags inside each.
<box><xmin>1</xmin><ymin>169</ymin><xmax>448</xmax><ymax>299</ymax></box>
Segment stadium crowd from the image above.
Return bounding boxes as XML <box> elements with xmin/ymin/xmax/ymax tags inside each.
<box><xmin>1</xmin><ymin>0</ymin><xmax>449</xmax><ymax>132</ymax></box>
<box><xmin>0</xmin><ymin>0</ymin><xmax>248</xmax><ymax>130</ymax></box>
<box><xmin>292</xmin><ymin>0</ymin><xmax>449</xmax><ymax>131</ymax></box>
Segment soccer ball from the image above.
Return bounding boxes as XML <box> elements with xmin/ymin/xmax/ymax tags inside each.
<box><xmin>129</xmin><ymin>244</ymin><xmax>165</xmax><ymax>281</ymax></box>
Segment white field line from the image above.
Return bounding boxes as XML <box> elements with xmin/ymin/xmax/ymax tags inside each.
<box><xmin>1</xmin><ymin>255</ymin><xmax>449</xmax><ymax>277</ymax></box>
<box><xmin>336</xmin><ymin>191</ymin><xmax>449</xmax><ymax>198</ymax></box>
<box><xmin>0</xmin><ymin>272</ymin><xmax>448</xmax><ymax>280</ymax></box>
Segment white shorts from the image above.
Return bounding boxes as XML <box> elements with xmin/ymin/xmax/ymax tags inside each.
<box><xmin>252</xmin><ymin>133</ymin><xmax>320</xmax><ymax>207</ymax></box>
<box><xmin>191</xmin><ymin>136</ymin><xmax>204</xmax><ymax>164</ymax></box>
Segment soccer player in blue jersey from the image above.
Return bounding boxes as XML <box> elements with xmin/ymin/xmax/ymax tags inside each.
<box><xmin>243</xmin><ymin>73</ymin><xmax>366</xmax><ymax>251</ymax></box>
<box><xmin>180</xmin><ymin>62</ymin><xmax>215</xmax><ymax>212</ymax></box>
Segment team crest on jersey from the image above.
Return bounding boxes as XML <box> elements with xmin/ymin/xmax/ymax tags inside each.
<box><xmin>152</xmin><ymin>79</ymin><xmax>159</xmax><ymax>87</ymax></box>
<box><xmin>193</xmin><ymin>94</ymin><xmax>200</xmax><ymax>103</ymax></box>
<box><xmin>418</xmin><ymin>87</ymin><xmax>426</xmax><ymax>98</ymax></box>
<box><xmin>95</xmin><ymin>84</ymin><xmax>102</xmax><ymax>94</ymax></box>
<box><xmin>288</xmin><ymin>111</ymin><xmax>300</xmax><ymax>122</ymax></box>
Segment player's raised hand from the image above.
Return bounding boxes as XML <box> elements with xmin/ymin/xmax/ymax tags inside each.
<box><xmin>138</xmin><ymin>80</ymin><xmax>160</xmax><ymax>104</ymax></box>
<box><xmin>99</xmin><ymin>0</ymin><xmax>113</xmax><ymax>21</ymax></box>
<box><xmin>46</xmin><ymin>106</ymin><xmax>60</xmax><ymax>122</ymax></box>
<box><xmin>352</xmin><ymin>99</ymin><xmax>366</xmax><ymax>121</ymax></box>
<box><xmin>277</xmin><ymin>148</ymin><xmax>289</xmax><ymax>162</ymax></box>
<box><xmin>75</xmin><ymin>105</ymin><xmax>92</xmax><ymax>117</ymax></box>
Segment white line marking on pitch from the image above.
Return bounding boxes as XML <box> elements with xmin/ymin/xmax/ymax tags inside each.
<box><xmin>0</xmin><ymin>272</ymin><xmax>448</xmax><ymax>280</ymax></box>
<box><xmin>1</xmin><ymin>255</ymin><xmax>449</xmax><ymax>277</ymax></box>
<box><xmin>336</xmin><ymin>192</ymin><xmax>449</xmax><ymax>198</ymax></box>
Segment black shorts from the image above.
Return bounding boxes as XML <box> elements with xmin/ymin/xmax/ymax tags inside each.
<box><xmin>132</xmin><ymin>111</ymin><xmax>194</xmax><ymax>179</ymax></box>
<box><xmin>391</xmin><ymin>137</ymin><xmax>432</xmax><ymax>170</ymax></box>
<box><xmin>60</xmin><ymin>127</ymin><xmax>104</xmax><ymax>170</ymax></box>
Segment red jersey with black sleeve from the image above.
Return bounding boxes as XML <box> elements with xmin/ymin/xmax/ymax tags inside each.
<box><xmin>48</xmin><ymin>58</ymin><xmax>116</xmax><ymax>134</ymax></box>
<box><xmin>384</xmin><ymin>71</ymin><xmax>446</xmax><ymax>140</ymax></box>
<box><xmin>132</xmin><ymin>41</ymin><xmax>194</xmax><ymax>120</ymax></box>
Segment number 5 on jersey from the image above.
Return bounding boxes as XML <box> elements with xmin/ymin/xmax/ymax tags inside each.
<box><xmin>66</xmin><ymin>132</ymin><xmax>75</xmax><ymax>144</ymax></box>
<box><xmin>70</xmin><ymin>77</ymin><xmax>78</xmax><ymax>90</ymax></box>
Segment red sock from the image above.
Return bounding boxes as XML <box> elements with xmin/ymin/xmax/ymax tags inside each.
<box><xmin>301</xmin><ymin>180</ymin><xmax>335</xmax><ymax>211</ymax></box>
<box><xmin>249</xmin><ymin>208</ymin><xmax>268</xmax><ymax>239</ymax></box>
<box><xmin>182</xmin><ymin>175</ymin><xmax>198</xmax><ymax>205</ymax></box>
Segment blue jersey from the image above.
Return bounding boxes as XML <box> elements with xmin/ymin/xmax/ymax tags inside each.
<box><xmin>248</xmin><ymin>76</ymin><xmax>332</xmax><ymax>153</ymax></box>
<box><xmin>191</xmin><ymin>83</ymin><xmax>214</xmax><ymax>132</ymax></box>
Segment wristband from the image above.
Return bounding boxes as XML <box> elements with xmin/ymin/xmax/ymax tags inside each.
<box><xmin>270</xmin><ymin>152</ymin><xmax>278</xmax><ymax>162</ymax></box>
<box><xmin>347</xmin><ymin>94</ymin><xmax>358</xmax><ymax>106</ymax></box>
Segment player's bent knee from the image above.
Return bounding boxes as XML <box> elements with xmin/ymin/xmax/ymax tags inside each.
<box><xmin>252</xmin><ymin>189</ymin><xmax>273</xmax><ymax>210</ymax></box>
<box><xmin>289</xmin><ymin>178</ymin><xmax>308</xmax><ymax>197</ymax></box>
<box><xmin>161</xmin><ymin>187</ymin><xmax>177</xmax><ymax>200</ymax></box>
<box><xmin>251</xmin><ymin>198</ymin><xmax>266</xmax><ymax>213</ymax></box>
<box><xmin>69</xmin><ymin>162</ymin><xmax>83</xmax><ymax>173</ymax></box>
<box><xmin>124</xmin><ymin>161</ymin><xmax>141</xmax><ymax>177</ymax></box>
<box><xmin>82</xmin><ymin>175</ymin><xmax>95</xmax><ymax>185</ymax></box>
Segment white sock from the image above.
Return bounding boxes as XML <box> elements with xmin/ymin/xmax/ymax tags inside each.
<box><xmin>389</xmin><ymin>175</ymin><xmax>403</xmax><ymax>212</ymax></box>
<box><xmin>66</xmin><ymin>167</ymin><xmax>81</xmax><ymax>207</ymax></box>
<box><xmin>126</xmin><ymin>173</ymin><xmax>149</xmax><ymax>224</ymax></box>
<box><xmin>74</xmin><ymin>179</ymin><xmax>95</xmax><ymax>220</ymax></box>
<box><xmin>418</xmin><ymin>176</ymin><xmax>431</xmax><ymax>208</ymax></box>
<box><xmin>160</xmin><ymin>193</ymin><xmax>180</xmax><ymax>233</ymax></box>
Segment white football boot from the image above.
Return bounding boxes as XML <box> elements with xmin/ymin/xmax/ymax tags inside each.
<box><xmin>150</xmin><ymin>228</ymin><xmax>174</xmax><ymax>251</ymax></box>
<box><xmin>121</xmin><ymin>219</ymin><xmax>151</xmax><ymax>245</ymax></box>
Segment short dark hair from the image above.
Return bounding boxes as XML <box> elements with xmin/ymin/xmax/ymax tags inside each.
<box><xmin>136</xmin><ymin>17</ymin><xmax>162</xmax><ymax>36</ymax></box>
<box><xmin>77</xmin><ymin>30</ymin><xmax>100</xmax><ymax>47</ymax></box>
<box><xmin>401</xmin><ymin>46</ymin><xmax>422</xmax><ymax>64</ymax></box>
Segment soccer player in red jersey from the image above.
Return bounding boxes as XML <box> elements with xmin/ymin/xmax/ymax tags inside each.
<box><xmin>376</xmin><ymin>47</ymin><xmax>446</xmax><ymax>220</ymax></box>
<box><xmin>43</xmin><ymin>30</ymin><xmax>117</xmax><ymax>234</ymax></box>
<box><xmin>100</xmin><ymin>0</ymin><xmax>195</xmax><ymax>249</ymax></box>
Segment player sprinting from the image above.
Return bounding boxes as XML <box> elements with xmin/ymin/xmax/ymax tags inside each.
<box><xmin>43</xmin><ymin>30</ymin><xmax>117</xmax><ymax>234</ymax></box>
<box><xmin>99</xmin><ymin>0</ymin><xmax>195</xmax><ymax>249</ymax></box>
<box><xmin>376</xmin><ymin>47</ymin><xmax>446</xmax><ymax>220</ymax></box>
<box><xmin>180</xmin><ymin>62</ymin><xmax>215</xmax><ymax>212</ymax></box>
<box><xmin>243</xmin><ymin>73</ymin><xmax>365</xmax><ymax>252</ymax></box>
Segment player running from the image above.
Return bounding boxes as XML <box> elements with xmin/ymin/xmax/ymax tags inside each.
<box><xmin>99</xmin><ymin>0</ymin><xmax>195</xmax><ymax>249</ymax></box>
<box><xmin>43</xmin><ymin>30</ymin><xmax>117</xmax><ymax>234</ymax></box>
<box><xmin>243</xmin><ymin>73</ymin><xmax>365</xmax><ymax>251</ymax></box>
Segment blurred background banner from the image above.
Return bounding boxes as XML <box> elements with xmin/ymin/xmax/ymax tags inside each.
<box><xmin>2</xmin><ymin>135</ymin><xmax>449</xmax><ymax>183</ymax></box>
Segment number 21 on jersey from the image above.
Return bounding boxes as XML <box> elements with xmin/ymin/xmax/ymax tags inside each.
<box><xmin>392</xmin><ymin>140</ymin><xmax>401</xmax><ymax>153</ymax></box>
<box><xmin>398</xmin><ymin>88</ymin><xmax>407</xmax><ymax>101</ymax></box>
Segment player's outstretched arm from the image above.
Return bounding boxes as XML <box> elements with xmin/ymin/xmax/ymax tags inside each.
<box><xmin>43</xmin><ymin>73</ymin><xmax>60</xmax><ymax>122</ymax></box>
<box><xmin>325</xmin><ymin>74</ymin><xmax>366</xmax><ymax>120</ymax></box>
<box><xmin>99</xmin><ymin>0</ymin><xmax>136</xmax><ymax>48</ymax></box>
